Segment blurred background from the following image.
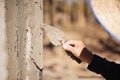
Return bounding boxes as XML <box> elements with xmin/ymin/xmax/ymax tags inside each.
<box><xmin>43</xmin><ymin>0</ymin><xmax>120</xmax><ymax>80</ymax></box>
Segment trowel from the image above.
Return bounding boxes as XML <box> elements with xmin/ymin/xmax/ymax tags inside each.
<box><xmin>41</xmin><ymin>24</ymin><xmax>81</xmax><ymax>64</ymax></box>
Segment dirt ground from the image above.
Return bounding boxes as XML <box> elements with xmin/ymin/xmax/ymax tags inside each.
<box><xmin>43</xmin><ymin>23</ymin><xmax>120</xmax><ymax>80</ymax></box>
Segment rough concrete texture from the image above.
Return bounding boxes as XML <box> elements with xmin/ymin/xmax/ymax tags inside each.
<box><xmin>0</xmin><ymin>0</ymin><xmax>8</xmax><ymax>80</ymax></box>
<box><xmin>92</xmin><ymin>0</ymin><xmax>120</xmax><ymax>41</ymax></box>
<box><xmin>4</xmin><ymin>0</ymin><xmax>43</xmax><ymax>80</ymax></box>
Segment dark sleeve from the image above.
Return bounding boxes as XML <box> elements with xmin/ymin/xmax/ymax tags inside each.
<box><xmin>87</xmin><ymin>54</ymin><xmax>120</xmax><ymax>80</ymax></box>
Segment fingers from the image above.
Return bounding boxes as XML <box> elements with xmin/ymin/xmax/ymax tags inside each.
<box><xmin>63</xmin><ymin>42</ymin><xmax>74</xmax><ymax>52</ymax></box>
<box><xmin>63</xmin><ymin>40</ymin><xmax>79</xmax><ymax>51</ymax></box>
<box><xmin>63</xmin><ymin>40</ymin><xmax>85</xmax><ymax>56</ymax></box>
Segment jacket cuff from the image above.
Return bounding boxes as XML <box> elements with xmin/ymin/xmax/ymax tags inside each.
<box><xmin>87</xmin><ymin>54</ymin><xmax>107</xmax><ymax>74</ymax></box>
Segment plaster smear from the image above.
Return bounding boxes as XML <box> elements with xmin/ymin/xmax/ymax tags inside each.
<box><xmin>0</xmin><ymin>0</ymin><xmax>8</xmax><ymax>80</ymax></box>
<box><xmin>42</xmin><ymin>24</ymin><xmax>65</xmax><ymax>46</ymax></box>
<box><xmin>25</xmin><ymin>20</ymin><xmax>32</xmax><ymax>80</ymax></box>
<box><xmin>92</xmin><ymin>0</ymin><xmax>120</xmax><ymax>41</ymax></box>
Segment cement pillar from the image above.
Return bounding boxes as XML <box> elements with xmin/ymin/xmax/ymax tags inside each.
<box><xmin>0</xmin><ymin>0</ymin><xmax>8</xmax><ymax>80</ymax></box>
<box><xmin>1</xmin><ymin>0</ymin><xmax>43</xmax><ymax>80</ymax></box>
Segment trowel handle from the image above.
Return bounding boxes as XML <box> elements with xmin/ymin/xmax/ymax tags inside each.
<box><xmin>66</xmin><ymin>50</ymin><xmax>81</xmax><ymax>64</ymax></box>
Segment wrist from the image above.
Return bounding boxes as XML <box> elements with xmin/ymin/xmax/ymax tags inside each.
<box><xmin>79</xmin><ymin>48</ymin><xmax>94</xmax><ymax>64</ymax></box>
<box><xmin>86</xmin><ymin>52</ymin><xmax>94</xmax><ymax>64</ymax></box>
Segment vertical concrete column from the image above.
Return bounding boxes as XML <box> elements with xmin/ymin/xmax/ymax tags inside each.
<box><xmin>0</xmin><ymin>0</ymin><xmax>8</xmax><ymax>80</ymax></box>
<box><xmin>5</xmin><ymin>0</ymin><xmax>43</xmax><ymax>80</ymax></box>
<box><xmin>5</xmin><ymin>0</ymin><xmax>18</xmax><ymax>80</ymax></box>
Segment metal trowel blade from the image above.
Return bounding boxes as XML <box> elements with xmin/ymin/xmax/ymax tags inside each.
<box><xmin>41</xmin><ymin>24</ymin><xmax>65</xmax><ymax>46</ymax></box>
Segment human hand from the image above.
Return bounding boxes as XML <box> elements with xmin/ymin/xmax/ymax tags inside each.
<box><xmin>63</xmin><ymin>40</ymin><xmax>93</xmax><ymax>64</ymax></box>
